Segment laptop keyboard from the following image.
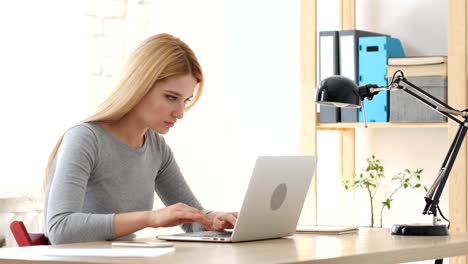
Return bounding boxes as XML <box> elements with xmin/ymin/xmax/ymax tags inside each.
<box><xmin>185</xmin><ymin>231</ymin><xmax>232</xmax><ymax>238</ymax></box>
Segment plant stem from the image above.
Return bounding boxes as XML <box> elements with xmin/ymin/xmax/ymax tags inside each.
<box><xmin>368</xmin><ymin>187</ymin><xmax>374</xmax><ymax>227</ymax></box>
<box><xmin>379</xmin><ymin>183</ymin><xmax>403</xmax><ymax>227</ymax></box>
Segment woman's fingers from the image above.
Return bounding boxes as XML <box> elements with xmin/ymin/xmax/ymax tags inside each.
<box><xmin>150</xmin><ymin>203</ymin><xmax>213</xmax><ymax>229</ymax></box>
<box><xmin>218</xmin><ymin>213</ymin><xmax>237</xmax><ymax>226</ymax></box>
<box><xmin>191</xmin><ymin>213</ymin><xmax>213</xmax><ymax>230</ymax></box>
<box><xmin>174</xmin><ymin>205</ymin><xmax>213</xmax><ymax>228</ymax></box>
<box><xmin>211</xmin><ymin>212</ymin><xmax>238</xmax><ymax>230</ymax></box>
<box><xmin>218</xmin><ymin>220</ymin><xmax>234</xmax><ymax>229</ymax></box>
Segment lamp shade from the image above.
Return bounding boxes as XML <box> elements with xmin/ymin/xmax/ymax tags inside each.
<box><xmin>315</xmin><ymin>75</ymin><xmax>361</xmax><ymax>108</ymax></box>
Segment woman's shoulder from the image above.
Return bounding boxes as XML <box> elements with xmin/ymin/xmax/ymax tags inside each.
<box><xmin>63</xmin><ymin>122</ymin><xmax>101</xmax><ymax>143</ymax></box>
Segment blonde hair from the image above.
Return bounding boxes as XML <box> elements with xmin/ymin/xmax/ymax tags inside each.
<box><xmin>44</xmin><ymin>33</ymin><xmax>203</xmax><ymax>187</ymax></box>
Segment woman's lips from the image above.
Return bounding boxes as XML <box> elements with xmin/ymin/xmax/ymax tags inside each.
<box><xmin>165</xmin><ymin>122</ymin><xmax>174</xmax><ymax>128</ymax></box>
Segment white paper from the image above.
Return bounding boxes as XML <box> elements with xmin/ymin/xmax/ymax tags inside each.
<box><xmin>43</xmin><ymin>247</ymin><xmax>175</xmax><ymax>257</ymax></box>
<box><xmin>0</xmin><ymin>246</ymin><xmax>175</xmax><ymax>259</ymax></box>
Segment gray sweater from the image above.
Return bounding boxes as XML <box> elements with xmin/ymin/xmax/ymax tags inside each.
<box><xmin>44</xmin><ymin>123</ymin><xmax>207</xmax><ymax>244</ymax></box>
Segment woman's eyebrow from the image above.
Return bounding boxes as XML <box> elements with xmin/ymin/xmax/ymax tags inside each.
<box><xmin>165</xmin><ymin>90</ymin><xmax>193</xmax><ymax>99</ymax></box>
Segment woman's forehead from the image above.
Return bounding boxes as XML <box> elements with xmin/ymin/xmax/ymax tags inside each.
<box><xmin>156</xmin><ymin>74</ymin><xmax>197</xmax><ymax>95</ymax></box>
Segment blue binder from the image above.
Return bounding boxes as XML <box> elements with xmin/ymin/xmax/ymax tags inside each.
<box><xmin>358</xmin><ymin>37</ymin><xmax>405</xmax><ymax>122</ymax></box>
<box><xmin>338</xmin><ymin>30</ymin><xmax>388</xmax><ymax>122</ymax></box>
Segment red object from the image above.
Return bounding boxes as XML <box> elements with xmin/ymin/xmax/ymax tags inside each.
<box><xmin>10</xmin><ymin>220</ymin><xmax>49</xmax><ymax>247</ymax></box>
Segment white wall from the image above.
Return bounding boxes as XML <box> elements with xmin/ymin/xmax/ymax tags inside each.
<box><xmin>0</xmin><ymin>0</ymin><xmax>131</xmax><ymax>245</ymax></box>
<box><xmin>356</xmin><ymin>0</ymin><xmax>448</xmax><ymax>56</ymax></box>
<box><xmin>0</xmin><ymin>1</ymin><xmax>87</xmax><ymax>199</ymax></box>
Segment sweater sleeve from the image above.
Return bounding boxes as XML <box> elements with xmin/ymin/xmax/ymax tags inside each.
<box><xmin>46</xmin><ymin>125</ymin><xmax>114</xmax><ymax>244</ymax></box>
<box><xmin>154</xmin><ymin>134</ymin><xmax>209</xmax><ymax>233</ymax></box>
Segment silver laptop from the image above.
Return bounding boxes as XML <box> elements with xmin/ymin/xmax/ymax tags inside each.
<box><xmin>157</xmin><ymin>156</ymin><xmax>317</xmax><ymax>243</ymax></box>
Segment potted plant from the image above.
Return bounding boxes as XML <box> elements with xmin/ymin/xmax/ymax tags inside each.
<box><xmin>344</xmin><ymin>155</ymin><xmax>427</xmax><ymax>228</ymax></box>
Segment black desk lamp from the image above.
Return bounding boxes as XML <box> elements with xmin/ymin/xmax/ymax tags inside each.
<box><xmin>315</xmin><ymin>71</ymin><xmax>468</xmax><ymax>236</ymax></box>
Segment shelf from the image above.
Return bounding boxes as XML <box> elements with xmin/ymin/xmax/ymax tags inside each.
<box><xmin>317</xmin><ymin>122</ymin><xmax>448</xmax><ymax>130</ymax></box>
<box><xmin>300</xmin><ymin>1</ymin><xmax>468</xmax><ymax>261</ymax></box>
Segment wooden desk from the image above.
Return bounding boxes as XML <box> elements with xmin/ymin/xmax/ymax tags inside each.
<box><xmin>2</xmin><ymin>228</ymin><xmax>468</xmax><ymax>264</ymax></box>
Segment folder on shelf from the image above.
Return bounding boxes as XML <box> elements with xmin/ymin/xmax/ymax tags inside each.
<box><xmin>338</xmin><ymin>30</ymin><xmax>388</xmax><ymax>122</ymax></box>
<box><xmin>358</xmin><ymin>36</ymin><xmax>405</xmax><ymax>123</ymax></box>
<box><xmin>318</xmin><ymin>31</ymin><xmax>340</xmax><ymax>123</ymax></box>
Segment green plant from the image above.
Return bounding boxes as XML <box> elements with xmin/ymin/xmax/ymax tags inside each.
<box><xmin>344</xmin><ymin>155</ymin><xmax>426</xmax><ymax>227</ymax></box>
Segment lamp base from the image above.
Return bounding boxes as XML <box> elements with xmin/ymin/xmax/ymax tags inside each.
<box><xmin>391</xmin><ymin>224</ymin><xmax>448</xmax><ymax>236</ymax></box>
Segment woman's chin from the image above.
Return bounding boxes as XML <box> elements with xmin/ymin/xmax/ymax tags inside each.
<box><xmin>154</xmin><ymin>127</ymin><xmax>170</xmax><ymax>134</ymax></box>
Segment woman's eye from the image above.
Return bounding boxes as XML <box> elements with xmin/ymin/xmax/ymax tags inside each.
<box><xmin>184</xmin><ymin>98</ymin><xmax>192</xmax><ymax>104</ymax></box>
<box><xmin>166</xmin><ymin>95</ymin><xmax>177</xmax><ymax>101</ymax></box>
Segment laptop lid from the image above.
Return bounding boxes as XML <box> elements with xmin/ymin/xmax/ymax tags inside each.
<box><xmin>157</xmin><ymin>156</ymin><xmax>317</xmax><ymax>243</ymax></box>
<box><xmin>230</xmin><ymin>156</ymin><xmax>317</xmax><ymax>242</ymax></box>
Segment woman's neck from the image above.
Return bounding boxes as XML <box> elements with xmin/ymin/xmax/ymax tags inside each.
<box><xmin>97</xmin><ymin>116</ymin><xmax>147</xmax><ymax>149</ymax></box>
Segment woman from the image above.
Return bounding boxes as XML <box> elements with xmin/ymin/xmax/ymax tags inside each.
<box><xmin>44</xmin><ymin>33</ymin><xmax>238</xmax><ymax>244</ymax></box>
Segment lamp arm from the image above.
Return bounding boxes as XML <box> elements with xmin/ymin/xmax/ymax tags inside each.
<box><xmin>423</xmin><ymin>122</ymin><xmax>468</xmax><ymax>216</ymax></box>
<box><xmin>392</xmin><ymin>76</ymin><xmax>468</xmax><ymax>217</ymax></box>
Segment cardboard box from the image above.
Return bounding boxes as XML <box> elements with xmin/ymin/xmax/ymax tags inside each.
<box><xmin>389</xmin><ymin>76</ymin><xmax>447</xmax><ymax>122</ymax></box>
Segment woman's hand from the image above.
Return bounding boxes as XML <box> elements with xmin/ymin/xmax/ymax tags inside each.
<box><xmin>207</xmin><ymin>211</ymin><xmax>239</xmax><ymax>231</ymax></box>
<box><xmin>147</xmin><ymin>203</ymin><xmax>213</xmax><ymax>230</ymax></box>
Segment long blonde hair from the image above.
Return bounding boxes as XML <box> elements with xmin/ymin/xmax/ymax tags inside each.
<box><xmin>44</xmin><ymin>33</ymin><xmax>204</xmax><ymax>187</ymax></box>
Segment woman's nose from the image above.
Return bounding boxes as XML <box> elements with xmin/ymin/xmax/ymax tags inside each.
<box><xmin>172</xmin><ymin>104</ymin><xmax>184</xmax><ymax>119</ymax></box>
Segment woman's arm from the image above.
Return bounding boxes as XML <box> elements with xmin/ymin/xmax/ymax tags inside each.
<box><xmin>46</xmin><ymin>125</ymin><xmax>113</xmax><ymax>244</ymax></box>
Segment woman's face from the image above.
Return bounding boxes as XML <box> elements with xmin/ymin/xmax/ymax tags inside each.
<box><xmin>134</xmin><ymin>73</ymin><xmax>198</xmax><ymax>134</ymax></box>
